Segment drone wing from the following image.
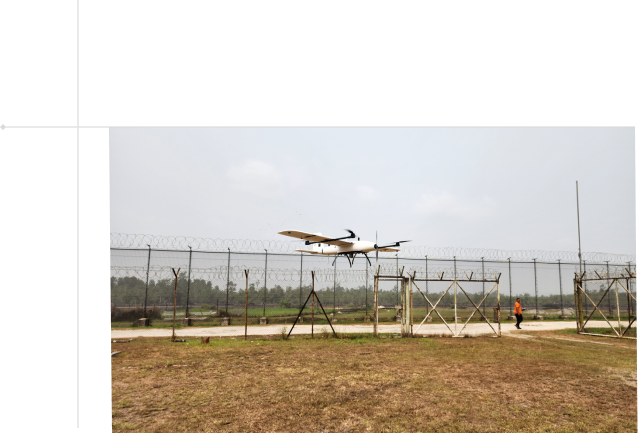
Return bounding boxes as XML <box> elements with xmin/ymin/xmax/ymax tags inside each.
<box><xmin>278</xmin><ymin>230</ymin><xmax>353</xmax><ymax>246</ymax></box>
<box><xmin>378</xmin><ymin>247</ymin><xmax>400</xmax><ymax>252</ymax></box>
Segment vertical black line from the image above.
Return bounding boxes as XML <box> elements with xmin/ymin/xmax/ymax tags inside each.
<box><xmin>76</xmin><ymin>0</ymin><xmax>80</xmax><ymax>426</ymax></box>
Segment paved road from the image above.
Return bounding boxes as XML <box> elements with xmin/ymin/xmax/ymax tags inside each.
<box><xmin>111</xmin><ymin>320</ymin><xmax>627</xmax><ymax>339</ymax></box>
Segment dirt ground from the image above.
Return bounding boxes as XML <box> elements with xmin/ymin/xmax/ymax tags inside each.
<box><xmin>111</xmin><ymin>319</ymin><xmax>627</xmax><ymax>339</ymax></box>
<box><xmin>112</xmin><ymin>330</ymin><xmax>636</xmax><ymax>433</ymax></box>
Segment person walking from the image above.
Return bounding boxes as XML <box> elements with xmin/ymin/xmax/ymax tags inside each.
<box><xmin>514</xmin><ymin>298</ymin><xmax>524</xmax><ymax>329</ymax></box>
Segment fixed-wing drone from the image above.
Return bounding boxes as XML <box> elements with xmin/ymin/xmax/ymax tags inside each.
<box><xmin>277</xmin><ymin>229</ymin><xmax>410</xmax><ymax>267</ymax></box>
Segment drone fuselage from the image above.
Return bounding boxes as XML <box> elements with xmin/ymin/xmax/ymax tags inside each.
<box><xmin>310</xmin><ymin>241</ymin><xmax>377</xmax><ymax>255</ymax></box>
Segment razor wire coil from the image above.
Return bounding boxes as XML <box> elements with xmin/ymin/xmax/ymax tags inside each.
<box><xmin>111</xmin><ymin>233</ymin><xmax>635</xmax><ymax>264</ymax></box>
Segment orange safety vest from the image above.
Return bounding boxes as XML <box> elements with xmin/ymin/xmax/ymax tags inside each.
<box><xmin>514</xmin><ymin>301</ymin><xmax>522</xmax><ymax>315</ymax></box>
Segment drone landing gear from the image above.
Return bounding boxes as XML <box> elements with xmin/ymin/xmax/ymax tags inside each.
<box><xmin>333</xmin><ymin>253</ymin><xmax>371</xmax><ymax>267</ymax></box>
<box><xmin>363</xmin><ymin>253</ymin><xmax>372</xmax><ymax>266</ymax></box>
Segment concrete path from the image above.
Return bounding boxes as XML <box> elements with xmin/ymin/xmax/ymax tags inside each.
<box><xmin>111</xmin><ymin>320</ymin><xmax>629</xmax><ymax>339</ymax></box>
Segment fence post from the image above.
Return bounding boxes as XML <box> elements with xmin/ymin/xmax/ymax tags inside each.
<box><xmin>225</xmin><ymin>248</ymin><xmax>230</xmax><ymax>315</ymax></box>
<box><xmin>627</xmin><ymin>262</ymin><xmax>634</xmax><ymax>329</ymax></box>
<box><xmin>606</xmin><ymin>261</ymin><xmax>611</xmax><ymax>316</ymax></box>
<box><xmin>533</xmin><ymin>258</ymin><xmax>538</xmax><ymax>317</ymax></box>
<box><xmin>508</xmin><ymin>258</ymin><xmax>513</xmax><ymax>316</ymax></box>
<box><xmin>373</xmin><ymin>268</ymin><xmax>379</xmax><ymax>338</ymax></box>
<box><xmin>143</xmin><ymin>244</ymin><xmax>151</xmax><ymax>318</ymax></box>
<box><xmin>185</xmin><ymin>246</ymin><xmax>192</xmax><ymax>318</ymax></box>
<box><xmin>583</xmin><ymin>260</ymin><xmax>588</xmax><ymax>316</ymax></box>
<box><xmin>171</xmin><ymin>268</ymin><xmax>180</xmax><ymax>342</ymax></box>
<box><xmin>299</xmin><ymin>253</ymin><xmax>303</xmax><ymax>310</ymax></box>
<box><xmin>558</xmin><ymin>259</ymin><xmax>564</xmax><ymax>317</ymax></box>
<box><xmin>401</xmin><ymin>277</ymin><xmax>411</xmax><ymax>337</ymax></box>
<box><xmin>482</xmin><ymin>257</ymin><xmax>485</xmax><ymax>315</ymax></box>
<box><xmin>396</xmin><ymin>254</ymin><xmax>399</xmax><ymax>305</ymax></box>
<box><xmin>425</xmin><ymin>256</ymin><xmax>429</xmax><ymax>315</ymax></box>
<box><xmin>632</xmin><ymin>276</ymin><xmax>636</xmax><ymax>332</ymax></box>
<box><xmin>332</xmin><ymin>255</ymin><xmax>339</xmax><ymax>312</ymax></box>
<box><xmin>263</xmin><ymin>249</ymin><xmax>268</xmax><ymax>318</ymax></box>
<box><xmin>573</xmin><ymin>277</ymin><xmax>579</xmax><ymax>331</ymax></box>
<box><xmin>454</xmin><ymin>256</ymin><xmax>457</xmax><ymax>332</ymax></box>
<box><xmin>497</xmin><ymin>274</ymin><xmax>501</xmax><ymax>337</ymax></box>
<box><xmin>365</xmin><ymin>259</ymin><xmax>368</xmax><ymax>318</ymax></box>
<box><xmin>244</xmin><ymin>269</ymin><xmax>249</xmax><ymax>340</ymax></box>
<box><xmin>629</xmin><ymin>262</ymin><xmax>634</xmax><ymax>317</ymax></box>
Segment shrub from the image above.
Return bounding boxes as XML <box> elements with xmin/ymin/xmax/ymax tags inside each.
<box><xmin>279</xmin><ymin>326</ymin><xmax>288</xmax><ymax>340</ymax></box>
<box><xmin>279</xmin><ymin>299</ymin><xmax>292</xmax><ymax>308</ymax></box>
<box><xmin>111</xmin><ymin>304</ymin><xmax>163</xmax><ymax>322</ymax></box>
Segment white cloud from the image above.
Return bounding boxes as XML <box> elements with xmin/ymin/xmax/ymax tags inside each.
<box><xmin>356</xmin><ymin>186</ymin><xmax>379</xmax><ymax>202</ymax></box>
<box><xmin>227</xmin><ymin>160</ymin><xmax>284</xmax><ymax>198</ymax></box>
<box><xmin>414</xmin><ymin>191</ymin><xmax>495</xmax><ymax>220</ymax></box>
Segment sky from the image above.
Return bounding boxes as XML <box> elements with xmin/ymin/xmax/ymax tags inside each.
<box><xmin>110</xmin><ymin>127</ymin><xmax>635</xmax><ymax>255</ymax></box>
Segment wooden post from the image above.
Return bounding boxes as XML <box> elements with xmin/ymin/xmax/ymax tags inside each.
<box><xmin>244</xmin><ymin>269</ymin><xmax>249</xmax><ymax>340</ymax></box>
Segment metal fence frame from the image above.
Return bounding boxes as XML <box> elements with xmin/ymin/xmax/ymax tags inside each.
<box><xmin>408</xmin><ymin>270</ymin><xmax>502</xmax><ymax>338</ymax></box>
<box><xmin>574</xmin><ymin>268</ymin><xmax>636</xmax><ymax>339</ymax></box>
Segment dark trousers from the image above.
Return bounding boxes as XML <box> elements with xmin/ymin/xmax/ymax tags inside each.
<box><xmin>515</xmin><ymin>313</ymin><xmax>523</xmax><ymax>327</ymax></box>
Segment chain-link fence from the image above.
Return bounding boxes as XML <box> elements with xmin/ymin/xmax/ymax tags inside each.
<box><xmin>111</xmin><ymin>244</ymin><xmax>636</xmax><ymax>336</ymax></box>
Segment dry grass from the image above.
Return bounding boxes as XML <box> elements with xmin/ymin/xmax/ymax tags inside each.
<box><xmin>112</xmin><ymin>330</ymin><xmax>636</xmax><ymax>432</ymax></box>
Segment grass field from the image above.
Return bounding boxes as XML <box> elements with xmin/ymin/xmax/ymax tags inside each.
<box><xmin>111</xmin><ymin>329</ymin><xmax>636</xmax><ymax>432</ymax></box>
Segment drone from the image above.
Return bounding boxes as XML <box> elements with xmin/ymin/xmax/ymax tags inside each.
<box><xmin>278</xmin><ymin>229</ymin><xmax>411</xmax><ymax>267</ymax></box>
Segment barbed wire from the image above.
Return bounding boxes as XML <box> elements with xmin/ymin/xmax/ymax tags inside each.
<box><xmin>110</xmin><ymin>233</ymin><xmax>635</xmax><ymax>264</ymax></box>
<box><xmin>578</xmin><ymin>266</ymin><xmax>636</xmax><ymax>279</ymax></box>
<box><xmin>111</xmin><ymin>265</ymin><xmax>539</xmax><ymax>284</ymax></box>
